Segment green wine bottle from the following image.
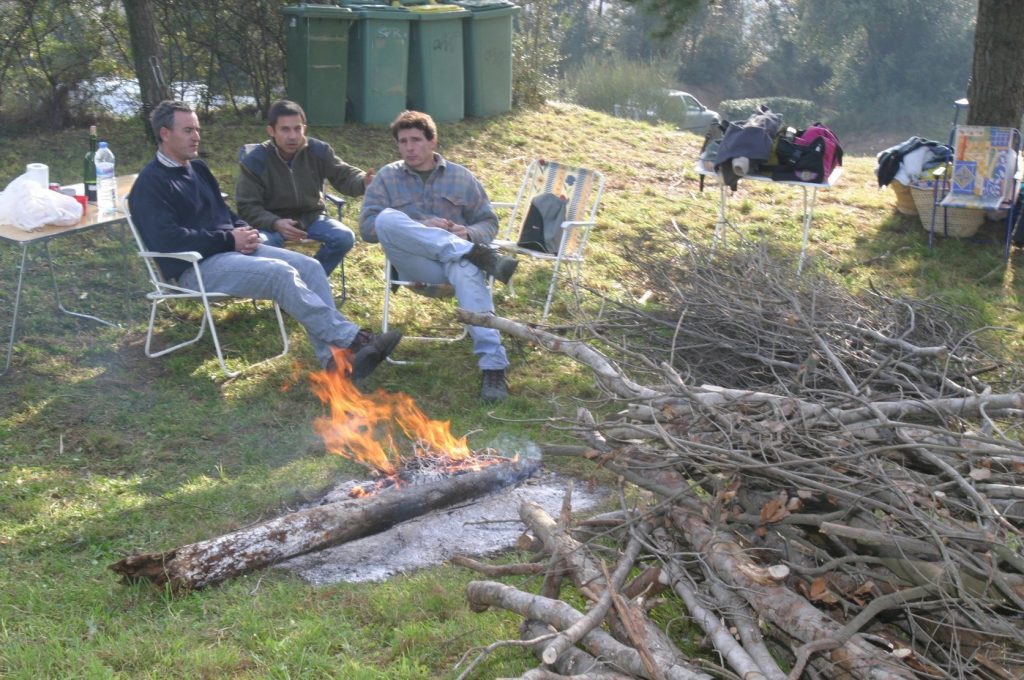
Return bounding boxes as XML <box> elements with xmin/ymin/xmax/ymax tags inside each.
<box><xmin>84</xmin><ymin>125</ymin><xmax>98</xmax><ymax>202</ymax></box>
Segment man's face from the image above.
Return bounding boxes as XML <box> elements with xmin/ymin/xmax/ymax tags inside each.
<box><xmin>268</xmin><ymin>114</ymin><xmax>307</xmax><ymax>160</ymax></box>
<box><xmin>396</xmin><ymin>127</ymin><xmax>437</xmax><ymax>172</ymax></box>
<box><xmin>160</xmin><ymin>111</ymin><xmax>200</xmax><ymax>164</ymax></box>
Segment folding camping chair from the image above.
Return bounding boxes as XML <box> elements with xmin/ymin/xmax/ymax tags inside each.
<box><xmin>379</xmin><ymin>258</ymin><xmax>468</xmax><ymax>364</ymax></box>
<box><xmin>492</xmin><ymin>159</ymin><xmax>605</xmax><ymax>321</ymax></box>
<box><xmin>124</xmin><ymin>197</ymin><xmax>289</xmax><ymax>378</ymax></box>
<box><xmin>236</xmin><ymin>146</ymin><xmax>348</xmax><ymax>302</ymax></box>
<box><xmin>929</xmin><ymin>125</ymin><xmax>1022</xmax><ymax>256</ymax></box>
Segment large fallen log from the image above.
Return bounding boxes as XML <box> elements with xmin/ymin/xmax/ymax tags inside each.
<box><xmin>110</xmin><ymin>458</ymin><xmax>539</xmax><ymax>590</ymax></box>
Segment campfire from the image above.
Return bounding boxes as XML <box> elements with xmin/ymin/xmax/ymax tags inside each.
<box><xmin>310</xmin><ymin>347</ymin><xmax>503</xmax><ymax>485</ymax></box>
<box><xmin>109</xmin><ymin>354</ymin><xmax>539</xmax><ymax>591</ymax></box>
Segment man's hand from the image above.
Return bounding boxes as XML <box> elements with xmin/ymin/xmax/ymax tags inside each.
<box><xmin>232</xmin><ymin>226</ymin><xmax>262</xmax><ymax>254</ymax></box>
<box><xmin>423</xmin><ymin>216</ymin><xmax>469</xmax><ymax>240</ymax></box>
<box><xmin>273</xmin><ymin>218</ymin><xmax>307</xmax><ymax>241</ymax></box>
<box><xmin>363</xmin><ymin>168</ymin><xmax>376</xmax><ymax>188</ymax></box>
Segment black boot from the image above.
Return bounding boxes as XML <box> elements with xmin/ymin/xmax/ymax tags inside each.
<box><xmin>327</xmin><ymin>329</ymin><xmax>403</xmax><ymax>381</ymax></box>
<box><xmin>465</xmin><ymin>244</ymin><xmax>518</xmax><ymax>284</ymax></box>
<box><xmin>480</xmin><ymin>368</ymin><xmax>509</xmax><ymax>403</ymax></box>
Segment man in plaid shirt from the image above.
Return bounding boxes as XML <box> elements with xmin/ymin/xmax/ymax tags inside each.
<box><xmin>359</xmin><ymin>110</ymin><xmax>517</xmax><ymax>403</ymax></box>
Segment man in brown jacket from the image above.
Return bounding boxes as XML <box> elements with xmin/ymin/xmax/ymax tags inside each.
<box><xmin>236</xmin><ymin>100</ymin><xmax>374</xmax><ymax>278</ymax></box>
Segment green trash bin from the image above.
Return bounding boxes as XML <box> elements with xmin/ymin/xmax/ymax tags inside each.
<box><xmin>281</xmin><ymin>5</ymin><xmax>355</xmax><ymax>126</ymax></box>
<box><xmin>402</xmin><ymin>2</ymin><xmax>468</xmax><ymax>122</ymax></box>
<box><xmin>342</xmin><ymin>1</ymin><xmax>412</xmax><ymax>125</ymax></box>
<box><xmin>443</xmin><ymin>0</ymin><xmax>519</xmax><ymax>117</ymax></box>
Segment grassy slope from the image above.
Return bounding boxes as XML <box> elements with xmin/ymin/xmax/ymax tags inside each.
<box><xmin>1</xmin><ymin>103</ymin><xmax>1023</xmax><ymax>678</ymax></box>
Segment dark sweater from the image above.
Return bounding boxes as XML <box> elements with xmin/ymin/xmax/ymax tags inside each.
<box><xmin>128</xmin><ymin>157</ymin><xmax>245</xmax><ymax>280</ymax></box>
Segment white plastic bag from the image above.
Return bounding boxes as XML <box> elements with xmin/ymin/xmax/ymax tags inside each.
<box><xmin>0</xmin><ymin>173</ymin><xmax>83</xmax><ymax>231</ymax></box>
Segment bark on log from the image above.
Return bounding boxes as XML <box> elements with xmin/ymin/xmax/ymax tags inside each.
<box><xmin>467</xmin><ymin>580</ymin><xmax>708</xmax><ymax>680</ymax></box>
<box><xmin>518</xmin><ymin>502</ymin><xmax>713</xmax><ymax>680</ymax></box>
<box><xmin>654</xmin><ymin>528</ymin><xmax>774</xmax><ymax>680</ymax></box>
<box><xmin>519</xmin><ymin>619</ymin><xmax>636</xmax><ymax>679</ymax></box>
<box><xmin>670</xmin><ymin>507</ymin><xmax>916</xmax><ymax>680</ymax></box>
<box><xmin>110</xmin><ymin>458</ymin><xmax>539</xmax><ymax>590</ymax></box>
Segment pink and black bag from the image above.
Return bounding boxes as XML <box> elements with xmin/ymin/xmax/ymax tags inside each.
<box><xmin>773</xmin><ymin>123</ymin><xmax>843</xmax><ymax>183</ymax></box>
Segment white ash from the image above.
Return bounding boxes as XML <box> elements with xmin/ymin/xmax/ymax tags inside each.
<box><xmin>277</xmin><ymin>470</ymin><xmax>609</xmax><ymax>585</ymax></box>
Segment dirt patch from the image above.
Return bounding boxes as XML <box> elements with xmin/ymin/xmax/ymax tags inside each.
<box><xmin>278</xmin><ymin>469</ymin><xmax>610</xmax><ymax>585</ymax></box>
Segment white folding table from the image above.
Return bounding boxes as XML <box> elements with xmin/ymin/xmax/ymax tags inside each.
<box><xmin>694</xmin><ymin>164</ymin><xmax>842</xmax><ymax>276</ymax></box>
<box><xmin>0</xmin><ymin>175</ymin><xmax>136</xmax><ymax>376</ymax></box>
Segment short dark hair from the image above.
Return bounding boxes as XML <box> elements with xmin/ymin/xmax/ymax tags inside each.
<box><xmin>267</xmin><ymin>100</ymin><xmax>306</xmax><ymax>127</ymax></box>
<box><xmin>389</xmin><ymin>110</ymin><xmax>436</xmax><ymax>142</ymax></box>
<box><xmin>150</xmin><ymin>100</ymin><xmax>194</xmax><ymax>139</ymax></box>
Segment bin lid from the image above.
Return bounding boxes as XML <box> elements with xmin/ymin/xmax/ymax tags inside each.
<box><xmin>406</xmin><ymin>5</ymin><xmax>465</xmax><ymax>12</ymax></box>
<box><xmin>280</xmin><ymin>3</ymin><xmax>355</xmax><ymax>18</ymax></box>
<box><xmin>338</xmin><ymin>0</ymin><xmax>411</xmax><ymax>16</ymax></box>
<box><xmin>440</xmin><ymin>0</ymin><xmax>517</xmax><ymax>10</ymax></box>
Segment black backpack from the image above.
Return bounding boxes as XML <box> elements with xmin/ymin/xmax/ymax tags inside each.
<box><xmin>517</xmin><ymin>192</ymin><xmax>568</xmax><ymax>254</ymax></box>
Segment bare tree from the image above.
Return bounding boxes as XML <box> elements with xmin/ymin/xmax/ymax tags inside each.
<box><xmin>122</xmin><ymin>0</ymin><xmax>170</xmax><ymax>141</ymax></box>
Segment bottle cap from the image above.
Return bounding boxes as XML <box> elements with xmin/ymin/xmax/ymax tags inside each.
<box><xmin>99</xmin><ymin>141</ymin><xmax>108</xmax><ymax>148</ymax></box>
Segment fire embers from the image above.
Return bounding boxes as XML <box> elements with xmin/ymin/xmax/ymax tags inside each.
<box><xmin>310</xmin><ymin>347</ymin><xmax>499</xmax><ymax>483</ymax></box>
<box><xmin>344</xmin><ymin>447</ymin><xmax>509</xmax><ymax>499</ymax></box>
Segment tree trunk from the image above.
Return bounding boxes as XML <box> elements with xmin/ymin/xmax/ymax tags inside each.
<box><xmin>122</xmin><ymin>0</ymin><xmax>170</xmax><ymax>143</ymax></box>
<box><xmin>967</xmin><ymin>0</ymin><xmax>1024</xmax><ymax>127</ymax></box>
<box><xmin>110</xmin><ymin>458</ymin><xmax>539</xmax><ymax>591</ymax></box>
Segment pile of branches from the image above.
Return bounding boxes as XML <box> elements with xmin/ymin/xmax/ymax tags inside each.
<box><xmin>453</xmin><ymin>242</ymin><xmax>1024</xmax><ymax>679</ymax></box>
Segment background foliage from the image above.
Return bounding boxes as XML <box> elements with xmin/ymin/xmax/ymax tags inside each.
<box><xmin>0</xmin><ymin>0</ymin><xmax>979</xmax><ymax>142</ymax></box>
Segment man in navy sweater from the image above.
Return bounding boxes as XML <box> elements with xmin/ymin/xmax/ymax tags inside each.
<box><xmin>128</xmin><ymin>100</ymin><xmax>400</xmax><ymax>378</ymax></box>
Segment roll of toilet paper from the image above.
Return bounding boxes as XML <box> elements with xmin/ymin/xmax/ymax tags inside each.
<box><xmin>25</xmin><ymin>163</ymin><xmax>49</xmax><ymax>188</ymax></box>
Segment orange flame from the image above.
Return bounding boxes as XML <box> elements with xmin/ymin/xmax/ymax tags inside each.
<box><xmin>309</xmin><ymin>347</ymin><xmax>471</xmax><ymax>476</ymax></box>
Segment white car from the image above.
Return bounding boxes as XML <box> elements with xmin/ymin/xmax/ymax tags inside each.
<box><xmin>660</xmin><ymin>90</ymin><xmax>720</xmax><ymax>133</ymax></box>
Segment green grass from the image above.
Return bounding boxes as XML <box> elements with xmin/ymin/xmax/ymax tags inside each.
<box><xmin>2</xmin><ymin>102</ymin><xmax>1024</xmax><ymax>678</ymax></box>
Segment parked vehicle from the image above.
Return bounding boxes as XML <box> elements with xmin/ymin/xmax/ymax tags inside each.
<box><xmin>659</xmin><ymin>90</ymin><xmax>720</xmax><ymax>133</ymax></box>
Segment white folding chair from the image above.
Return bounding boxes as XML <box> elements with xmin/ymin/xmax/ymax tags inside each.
<box><xmin>380</xmin><ymin>257</ymin><xmax>467</xmax><ymax>364</ymax></box>
<box><xmin>123</xmin><ymin>197</ymin><xmax>289</xmax><ymax>378</ymax></box>
<box><xmin>492</xmin><ymin>159</ymin><xmax>605</xmax><ymax>320</ymax></box>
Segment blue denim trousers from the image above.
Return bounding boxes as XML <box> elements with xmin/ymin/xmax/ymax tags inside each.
<box><xmin>375</xmin><ymin>208</ymin><xmax>509</xmax><ymax>370</ymax></box>
<box><xmin>177</xmin><ymin>244</ymin><xmax>359</xmax><ymax>368</ymax></box>
<box><xmin>259</xmin><ymin>214</ymin><xmax>355</xmax><ymax>277</ymax></box>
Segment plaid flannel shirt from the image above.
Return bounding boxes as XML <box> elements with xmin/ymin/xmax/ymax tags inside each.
<box><xmin>359</xmin><ymin>153</ymin><xmax>498</xmax><ymax>245</ymax></box>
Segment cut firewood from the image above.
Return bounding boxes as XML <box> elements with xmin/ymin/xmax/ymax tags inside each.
<box><xmin>110</xmin><ymin>458</ymin><xmax>539</xmax><ymax>590</ymax></box>
<box><xmin>452</xmin><ymin>240</ymin><xmax>1024</xmax><ymax>678</ymax></box>
<box><xmin>467</xmin><ymin>580</ymin><xmax>711</xmax><ymax>680</ymax></box>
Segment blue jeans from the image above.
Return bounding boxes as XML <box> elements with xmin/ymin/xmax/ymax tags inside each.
<box><xmin>375</xmin><ymin>208</ymin><xmax>509</xmax><ymax>370</ymax></box>
<box><xmin>177</xmin><ymin>244</ymin><xmax>359</xmax><ymax>368</ymax></box>
<box><xmin>259</xmin><ymin>214</ymin><xmax>354</xmax><ymax>277</ymax></box>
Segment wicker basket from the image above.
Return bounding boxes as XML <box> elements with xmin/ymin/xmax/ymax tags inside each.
<box><xmin>890</xmin><ymin>180</ymin><xmax>917</xmax><ymax>216</ymax></box>
<box><xmin>909</xmin><ymin>185</ymin><xmax>984</xmax><ymax>238</ymax></box>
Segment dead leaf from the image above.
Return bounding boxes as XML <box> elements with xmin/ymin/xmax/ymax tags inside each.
<box><xmin>808</xmin><ymin>577</ymin><xmax>839</xmax><ymax>604</ymax></box>
<box><xmin>760</xmin><ymin>496</ymin><xmax>790</xmax><ymax>524</ymax></box>
<box><xmin>968</xmin><ymin>467</ymin><xmax>992</xmax><ymax>481</ymax></box>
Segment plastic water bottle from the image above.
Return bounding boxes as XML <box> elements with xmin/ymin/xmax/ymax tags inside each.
<box><xmin>95</xmin><ymin>141</ymin><xmax>117</xmax><ymax>215</ymax></box>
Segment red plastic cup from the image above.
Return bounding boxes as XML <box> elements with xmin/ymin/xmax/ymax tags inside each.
<box><xmin>74</xmin><ymin>194</ymin><xmax>88</xmax><ymax>216</ymax></box>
